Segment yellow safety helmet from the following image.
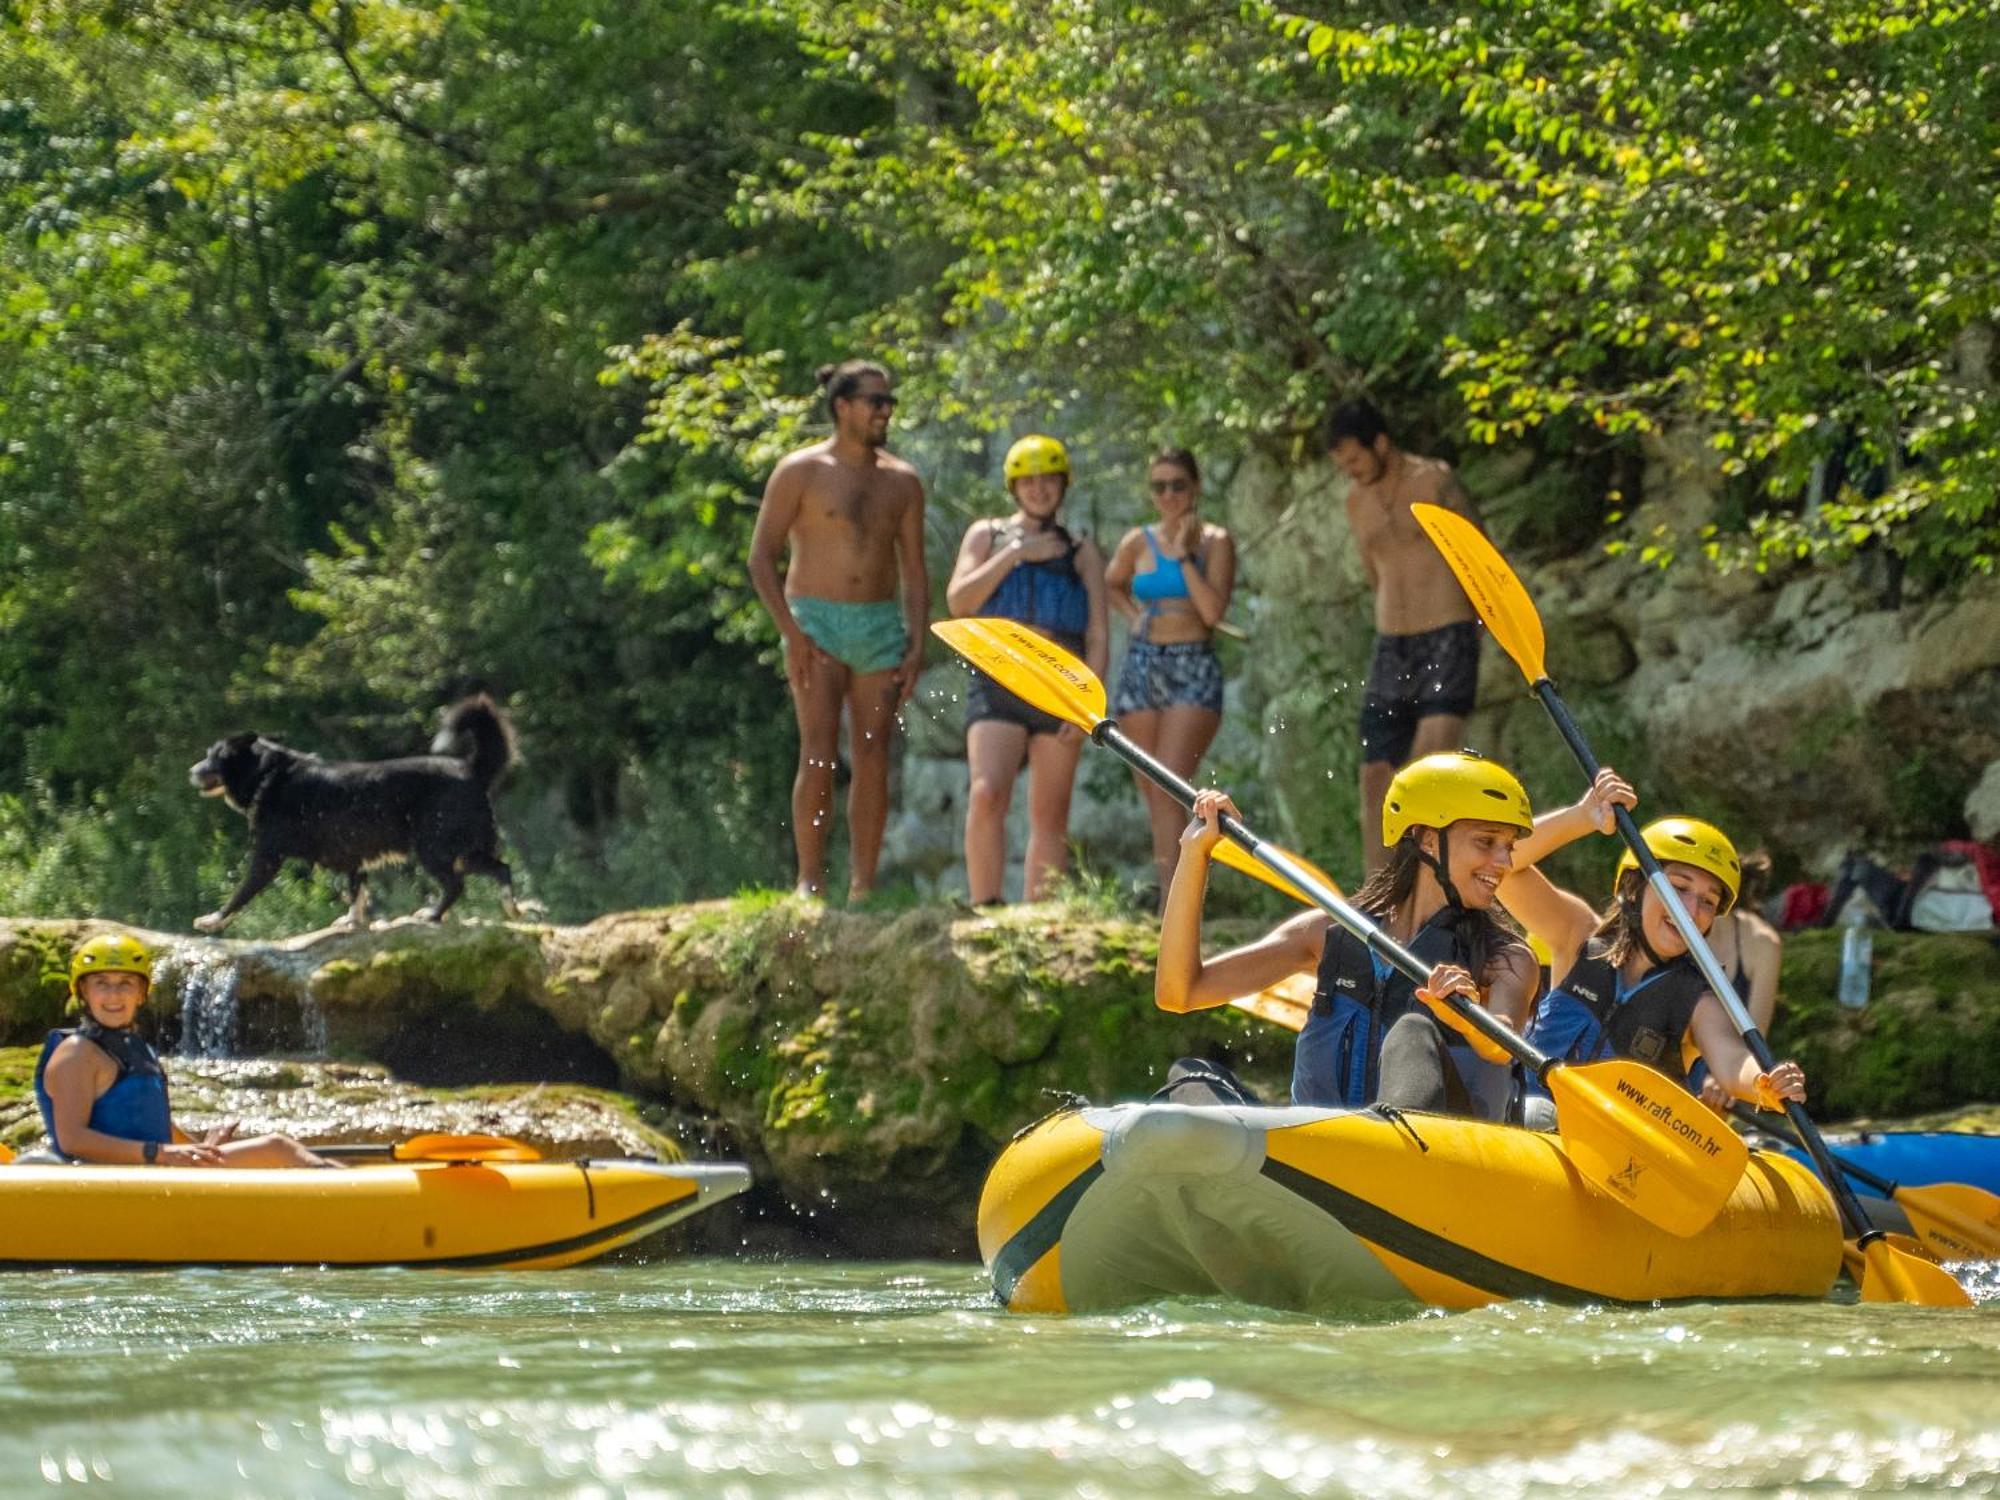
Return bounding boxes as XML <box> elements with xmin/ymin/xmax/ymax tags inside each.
<box><xmin>1381</xmin><ymin>750</ymin><xmax>1533</xmax><ymax>847</ymax></box>
<box><xmin>1003</xmin><ymin>434</ymin><xmax>1071</xmax><ymax>485</ymax></box>
<box><xmin>1617</xmin><ymin>817</ymin><xmax>1740</xmax><ymax>914</ymax></box>
<box><xmin>69</xmin><ymin>932</ymin><xmax>154</xmax><ymax>995</ymax></box>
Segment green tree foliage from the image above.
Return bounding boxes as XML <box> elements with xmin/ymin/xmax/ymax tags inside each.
<box><xmin>765</xmin><ymin>0</ymin><xmax>1998</xmax><ymax>578</ymax></box>
<box><xmin>1264</xmin><ymin>0</ymin><xmax>2000</xmax><ymax>582</ymax></box>
<box><xmin>2</xmin><ymin>0</ymin><xmax>1994</xmax><ymax>924</ymax></box>
<box><xmin>0</xmin><ymin>0</ymin><xmax>885</xmax><ymax>925</ymax></box>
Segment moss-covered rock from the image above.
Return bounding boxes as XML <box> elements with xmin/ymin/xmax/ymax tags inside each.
<box><xmin>0</xmin><ymin>921</ymin><xmax>85</xmax><ymax>1039</ymax></box>
<box><xmin>1772</xmin><ymin>930</ymin><xmax>2000</xmax><ymax>1120</ymax></box>
<box><xmin>0</xmin><ymin>1050</ymin><xmax>678</xmax><ymax>1160</ymax></box>
<box><xmin>5</xmin><ymin>909</ymin><xmax>1993</xmax><ymax>1256</ymax></box>
<box><xmin>0</xmin><ymin>906</ymin><xmax>1281</xmax><ymax>1255</ymax></box>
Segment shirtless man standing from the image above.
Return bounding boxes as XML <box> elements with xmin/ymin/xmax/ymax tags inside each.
<box><xmin>1327</xmin><ymin>400</ymin><xmax>1485</xmax><ymax>873</ymax></box>
<box><xmin>750</xmin><ymin>360</ymin><xmax>928</xmax><ymax>899</ymax></box>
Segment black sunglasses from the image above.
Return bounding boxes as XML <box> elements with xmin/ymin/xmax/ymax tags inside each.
<box><xmin>857</xmin><ymin>392</ymin><xmax>896</xmax><ymax>411</ymax></box>
<box><xmin>1150</xmin><ymin>477</ymin><xmax>1193</xmax><ymax>495</ymax></box>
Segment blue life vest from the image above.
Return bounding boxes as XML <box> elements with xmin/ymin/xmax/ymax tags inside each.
<box><xmin>985</xmin><ymin>524</ymin><xmax>1089</xmax><ymax>646</ymax></box>
<box><xmin>1292</xmin><ymin>912</ymin><xmax>1470</xmax><ymax>1108</ymax></box>
<box><xmin>1522</xmin><ymin>939</ymin><xmax>1707</xmax><ymax>1100</ymax></box>
<box><xmin>34</xmin><ymin>1024</ymin><xmax>173</xmax><ymax>1156</ymax></box>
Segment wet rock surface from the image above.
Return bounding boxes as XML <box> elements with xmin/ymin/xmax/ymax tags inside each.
<box><xmin>4</xmin><ymin>911</ymin><xmax>1995</xmax><ymax>1259</ymax></box>
<box><xmin>0</xmin><ymin>906</ymin><xmax>1281</xmax><ymax>1257</ymax></box>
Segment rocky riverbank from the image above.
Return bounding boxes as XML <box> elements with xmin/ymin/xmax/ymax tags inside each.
<box><xmin>3</xmin><ymin>907</ymin><xmax>1996</xmax><ymax>1256</ymax></box>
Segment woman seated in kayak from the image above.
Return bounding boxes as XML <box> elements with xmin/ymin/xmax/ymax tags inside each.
<box><xmin>1496</xmin><ymin>774</ymin><xmax>1807</xmax><ymax>1112</ymax></box>
<box><xmin>1155</xmin><ymin>751</ymin><xmax>1537</xmax><ymax>1117</ymax></box>
<box><xmin>35</xmin><ymin>933</ymin><xmax>329</xmax><ymax>1167</ymax></box>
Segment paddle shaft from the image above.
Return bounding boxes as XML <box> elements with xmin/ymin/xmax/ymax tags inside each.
<box><xmin>1726</xmin><ymin>1101</ymin><xmax>1899</xmax><ymax>1195</ymax></box>
<box><xmin>1089</xmin><ymin>720</ymin><xmax>1558</xmax><ymax>1077</ymax></box>
<box><xmin>310</xmin><ymin>1140</ymin><xmax>532</xmax><ymax>1161</ymax></box>
<box><xmin>1531</xmin><ymin>678</ymin><xmax>1891</xmax><ymax>1244</ymax></box>
<box><xmin>1734</xmin><ymin>1100</ymin><xmax>2000</xmax><ymax>1259</ymax></box>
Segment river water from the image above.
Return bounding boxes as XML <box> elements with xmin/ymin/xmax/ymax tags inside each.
<box><xmin>4</xmin><ymin>1261</ymin><xmax>1998</xmax><ymax>1497</ymax></box>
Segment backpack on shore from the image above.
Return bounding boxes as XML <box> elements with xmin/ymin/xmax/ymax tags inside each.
<box><xmin>1896</xmin><ymin>842</ymin><xmax>2000</xmax><ymax>933</ymax></box>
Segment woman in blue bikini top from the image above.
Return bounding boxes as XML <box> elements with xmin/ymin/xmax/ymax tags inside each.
<box><xmin>1104</xmin><ymin>449</ymin><xmax>1237</xmax><ymax>900</ymax></box>
<box><xmin>1128</xmin><ymin>525</ymin><xmax>1192</xmax><ymax>634</ymax></box>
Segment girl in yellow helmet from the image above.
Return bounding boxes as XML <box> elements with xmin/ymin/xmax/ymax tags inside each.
<box><xmin>1155</xmin><ymin>750</ymin><xmax>1537</xmax><ymax>1115</ymax></box>
<box><xmin>946</xmin><ymin>434</ymin><xmax>1109</xmax><ymax>904</ymax></box>
<box><xmin>36</xmin><ymin>932</ymin><xmax>330</xmax><ymax>1167</ymax></box>
<box><xmin>1498</xmin><ymin>770</ymin><xmax>1806</xmax><ymax>1114</ymax></box>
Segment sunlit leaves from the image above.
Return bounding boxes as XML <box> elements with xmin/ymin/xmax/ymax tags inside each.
<box><xmin>1262</xmin><ymin>0</ymin><xmax>1998</xmax><ymax>579</ymax></box>
<box><xmin>762</xmin><ymin>0</ymin><xmax>1995</xmax><ymax>579</ymax></box>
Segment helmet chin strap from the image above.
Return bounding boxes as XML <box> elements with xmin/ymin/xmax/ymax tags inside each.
<box><xmin>1622</xmin><ymin>896</ymin><xmax>1673</xmax><ymax>968</ymax></box>
<box><xmin>1412</xmin><ymin>828</ymin><xmax>1466</xmax><ymax>915</ymax></box>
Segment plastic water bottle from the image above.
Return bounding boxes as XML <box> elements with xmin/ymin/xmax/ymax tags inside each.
<box><xmin>1838</xmin><ymin>911</ymin><xmax>1874</xmax><ymax>1010</ymax></box>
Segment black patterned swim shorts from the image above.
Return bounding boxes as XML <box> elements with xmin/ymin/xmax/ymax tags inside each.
<box><xmin>1359</xmin><ymin>620</ymin><xmax>1480</xmax><ymax>764</ymax></box>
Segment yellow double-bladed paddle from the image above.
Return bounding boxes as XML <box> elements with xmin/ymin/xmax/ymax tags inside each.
<box><xmin>933</xmin><ymin>615</ymin><xmax>1335</xmax><ymax>907</ymax></box>
<box><xmin>311</xmin><ymin>1133</ymin><xmax>543</xmax><ymax>1163</ymax></box>
<box><xmin>1413</xmin><ymin>502</ymin><xmax>1974</xmax><ymax>1307</ymax></box>
<box><xmin>935</xmin><ymin>616</ymin><xmax>1750</xmax><ymax>1238</ymax></box>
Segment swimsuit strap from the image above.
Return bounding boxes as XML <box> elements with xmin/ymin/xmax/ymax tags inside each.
<box><xmin>1147</xmin><ymin>525</ymin><xmax>1201</xmax><ymax>580</ymax></box>
<box><xmin>1135</xmin><ymin>527</ymin><xmax>1159</xmax><ymax>643</ymax></box>
<box><xmin>1134</xmin><ymin>525</ymin><xmax>1195</xmax><ymax>642</ymax></box>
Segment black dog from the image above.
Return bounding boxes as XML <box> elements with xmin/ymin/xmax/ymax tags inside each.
<box><xmin>190</xmin><ymin>697</ymin><xmax>530</xmax><ymax>932</ymax></box>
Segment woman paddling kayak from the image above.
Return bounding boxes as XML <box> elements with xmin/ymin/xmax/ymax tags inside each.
<box><xmin>34</xmin><ymin>932</ymin><xmax>329</xmax><ymax>1167</ymax></box>
<box><xmin>1155</xmin><ymin>751</ymin><xmax>1536</xmax><ymax>1116</ymax></box>
<box><xmin>1497</xmin><ymin>774</ymin><xmax>1807</xmax><ymax>1118</ymax></box>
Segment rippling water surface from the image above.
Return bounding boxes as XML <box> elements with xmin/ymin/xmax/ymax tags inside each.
<box><xmin>4</xmin><ymin>1261</ymin><xmax>1998</xmax><ymax>1497</ymax></box>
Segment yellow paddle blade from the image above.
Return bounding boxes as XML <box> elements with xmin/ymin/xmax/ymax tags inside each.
<box><xmin>1859</xmin><ymin>1232</ymin><xmax>1976</xmax><ymax>1306</ymax></box>
<box><xmin>1898</xmin><ymin>1182</ymin><xmax>2000</xmax><ymax>1263</ymax></box>
<box><xmin>931</xmin><ymin>618</ymin><xmax>1107</xmax><ymax>733</ymax></box>
<box><xmin>1410</xmin><ymin>503</ymin><xmax>1548</xmax><ymax>684</ymax></box>
<box><xmin>1213</xmin><ymin>838</ymin><xmax>1342</xmax><ymax>908</ymax></box>
<box><xmin>1547</xmin><ymin>1059</ymin><xmax>1750</xmax><ymax>1237</ymax></box>
<box><xmin>395</xmin><ymin>1133</ymin><xmax>542</xmax><ymax>1163</ymax></box>
<box><xmin>1228</xmin><ymin>973</ymin><xmax>1313</xmax><ymax>1032</ymax></box>
<box><xmin>0</xmin><ymin>1142</ymin><xmax>13</xmax><ymax>1165</ymax></box>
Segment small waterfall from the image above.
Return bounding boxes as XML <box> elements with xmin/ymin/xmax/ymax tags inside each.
<box><xmin>162</xmin><ymin>946</ymin><xmax>242</xmax><ymax>1059</ymax></box>
<box><xmin>298</xmin><ymin>989</ymin><xmax>330</xmax><ymax>1057</ymax></box>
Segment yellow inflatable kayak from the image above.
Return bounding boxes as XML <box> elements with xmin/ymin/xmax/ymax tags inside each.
<box><xmin>980</xmin><ymin>1104</ymin><xmax>1842</xmax><ymax>1313</ymax></box>
<box><xmin>0</xmin><ymin>1158</ymin><xmax>749</xmax><ymax>1270</ymax></box>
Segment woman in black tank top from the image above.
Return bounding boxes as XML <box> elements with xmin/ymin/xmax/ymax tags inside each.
<box><xmin>945</xmin><ymin>434</ymin><xmax>1108</xmax><ymax>905</ymax></box>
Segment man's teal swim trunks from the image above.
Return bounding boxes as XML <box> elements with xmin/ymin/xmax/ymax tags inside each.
<box><xmin>790</xmin><ymin>596</ymin><xmax>909</xmax><ymax>675</ymax></box>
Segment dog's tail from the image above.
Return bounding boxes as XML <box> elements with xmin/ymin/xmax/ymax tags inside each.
<box><xmin>437</xmin><ymin>695</ymin><xmax>519</xmax><ymax>787</ymax></box>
